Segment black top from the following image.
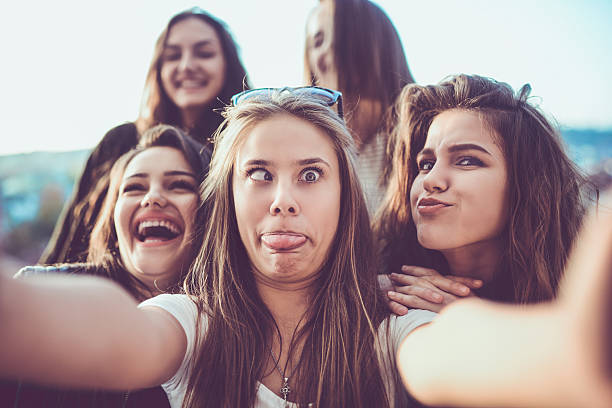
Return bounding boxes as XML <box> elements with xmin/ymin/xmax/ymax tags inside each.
<box><xmin>40</xmin><ymin>122</ymin><xmax>140</xmax><ymax>264</ymax></box>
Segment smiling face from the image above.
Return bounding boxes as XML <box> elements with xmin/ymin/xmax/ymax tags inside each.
<box><xmin>160</xmin><ymin>17</ymin><xmax>226</xmax><ymax>115</ymax></box>
<box><xmin>114</xmin><ymin>146</ymin><xmax>199</xmax><ymax>291</ymax></box>
<box><xmin>232</xmin><ymin>113</ymin><xmax>341</xmax><ymax>289</ymax></box>
<box><xmin>306</xmin><ymin>1</ymin><xmax>338</xmax><ymax>91</ymax></box>
<box><xmin>409</xmin><ymin>109</ymin><xmax>509</xmax><ymax>254</ymax></box>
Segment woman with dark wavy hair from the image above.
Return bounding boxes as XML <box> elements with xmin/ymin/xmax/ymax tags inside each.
<box><xmin>41</xmin><ymin>7</ymin><xmax>249</xmax><ymax>264</ymax></box>
<box><xmin>375</xmin><ymin>74</ymin><xmax>591</xmax><ymax>312</ymax></box>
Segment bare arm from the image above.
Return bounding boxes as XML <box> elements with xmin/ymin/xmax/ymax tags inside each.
<box><xmin>398</xmin><ymin>200</ymin><xmax>612</xmax><ymax>408</ymax></box>
<box><xmin>0</xmin><ymin>273</ymin><xmax>186</xmax><ymax>390</ymax></box>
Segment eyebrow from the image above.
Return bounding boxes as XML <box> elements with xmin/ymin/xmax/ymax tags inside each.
<box><xmin>418</xmin><ymin>143</ymin><xmax>492</xmax><ymax>157</ymax></box>
<box><xmin>165</xmin><ymin>40</ymin><xmax>214</xmax><ymax>49</ymax></box>
<box><xmin>125</xmin><ymin>170</ymin><xmax>196</xmax><ymax>179</ymax></box>
<box><xmin>242</xmin><ymin>158</ymin><xmax>332</xmax><ymax>168</ymax></box>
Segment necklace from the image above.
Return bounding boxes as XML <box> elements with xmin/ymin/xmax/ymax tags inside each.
<box><xmin>269</xmin><ymin>346</ymin><xmax>292</xmax><ymax>402</ymax></box>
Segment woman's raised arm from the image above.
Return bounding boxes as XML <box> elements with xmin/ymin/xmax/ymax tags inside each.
<box><xmin>397</xmin><ymin>198</ymin><xmax>612</xmax><ymax>408</ymax></box>
<box><xmin>0</xmin><ymin>273</ymin><xmax>186</xmax><ymax>390</ymax></box>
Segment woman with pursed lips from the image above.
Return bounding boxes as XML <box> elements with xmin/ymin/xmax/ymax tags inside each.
<box><xmin>40</xmin><ymin>7</ymin><xmax>249</xmax><ymax>265</ymax></box>
<box><xmin>375</xmin><ymin>74</ymin><xmax>592</xmax><ymax>313</ymax></box>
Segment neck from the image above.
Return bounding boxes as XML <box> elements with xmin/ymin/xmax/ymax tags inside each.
<box><xmin>348</xmin><ymin>98</ymin><xmax>382</xmax><ymax>148</ymax></box>
<box><xmin>440</xmin><ymin>237</ymin><xmax>504</xmax><ymax>283</ymax></box>
<box><xmin>257</xmin><ymin>281</ymin><xmax>311</xmax><ymax>330</ymax></box>
<box><xmin>180</xmin><ymin>106</ymin><xmax>206</xmax><ymax>130</ymax></box>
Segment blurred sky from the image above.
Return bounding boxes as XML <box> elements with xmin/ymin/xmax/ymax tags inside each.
<box><xmin>1</xmin><ymin>0</ymin><xmax>611</xmax><ymax>155</ymax></box>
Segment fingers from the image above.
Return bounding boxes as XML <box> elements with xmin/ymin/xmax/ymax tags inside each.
<box><xmin>400</xmin><ymin>265</ymin><xmax>441</xmax><ymax>277</ymax></box>
<box><xmin>387</xmin><ymin>291</ymin><xmax>445</xmax><ymax>313</ymax></box>
<box><xmin>391</xmin><ymin>272</ymin><xmax>471</xmax><ymax>297</ymax></box>
<box><xmin>386</xmin><ymin>299</ymin><xmax>409</xmax><ymax>316</ymax></box>
<box><xmin>399</xmin><ymin>265</ymin><xmax>483</xmax><ymax>292</ymax></box>
<box><xmin>447</xmin><ymin>275</ymin><xmax>484</xmax><ymax>289</ymax></box>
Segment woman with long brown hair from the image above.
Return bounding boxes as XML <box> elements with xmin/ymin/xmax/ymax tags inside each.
<box><xmin>41</xmin><ymin>7</ymin><xmax>249</xmax><ymax>265</ymax></box>
<box><xmin>0</xmin><ymin>90</ymin><xmax>435</xmax><ymax>407</ymax></box>
<box><xmin>376</xmin><ymin>74</ymin><xmax>591</xmax><ymax>312</ymax></box>
<box><xmin>304</xmin><ymin>0</ymin><xmax>415</xmax><ymax>214</ymax></box>
<box><xmin>6</xmin><ymin>125</ymin><xmax>209</xmax><ymax>407</ymax></box>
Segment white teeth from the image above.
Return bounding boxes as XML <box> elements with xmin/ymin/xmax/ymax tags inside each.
<box><xmin>180</xmin><ymin>79</ymin><xmax>207</xmax><ymax>88</ymax></box>
<box><xmin>137</xmin><ymin>220</ymin><xmax>181</xmax><ymax>236</ymax></box>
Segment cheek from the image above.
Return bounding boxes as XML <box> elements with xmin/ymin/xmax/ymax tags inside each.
<box><xmin>409</xmin><ymin>178</ymin><xmax>422</xmax><ymax>213</ymax></box>
<box><xmin>160</xmin><ymin>64</ymin><xmax>174</xmax><ymax>91</ymax></box>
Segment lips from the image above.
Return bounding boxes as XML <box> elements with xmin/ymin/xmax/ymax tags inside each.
<box><xmin>261</xmin><ymin>233</ymin><xmax>307</xmax><ymax>251</ymax></box>
<box><xmin>132</xmin><ymin>212</ymin><xmax>184</xmax><ymax>245</ymax></box>
<box><xmin>416</xmin><ymin>197</ymin><xmax>452</xmax><ymax>215</ymax></box>
<box><xmin>175</xmin><ymin>77</ymin><xmax>209</xmax><ymax>90</ymax></box>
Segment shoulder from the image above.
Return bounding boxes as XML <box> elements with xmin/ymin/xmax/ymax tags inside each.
<box><xmin>380</xmin><ymin>309</ymin><xmax>437</xmax><ymax>350</ymax></box>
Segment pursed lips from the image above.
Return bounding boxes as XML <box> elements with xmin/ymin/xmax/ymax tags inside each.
<box><xmin>416</xmin><ymin>197</ymin><xmax>452</xmax><ymax>215</ymax></box>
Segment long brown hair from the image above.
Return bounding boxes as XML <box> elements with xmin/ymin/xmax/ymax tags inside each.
<box><xmin>183</xmin><ymin>92</ymin><xmax>390</xmax><ymax>407</ymax></box>
<box><xmin>135</xmin><ymin>8</ymin><xmax>250</xmax><ymax>145</ymax></box>
<box><xmin>304</xmin><ymin>0</ymin><xmax>414</xmax><ymax>142</ymax></box>
<box><xmin>375</xmin><ymin>74</ymin><xmax>591</xmax><ymax>303</ymax></box>
<box><xmin>88</xmin><ymin>125</ymin><xmax>210</xmax><ymax>300</ymax></box>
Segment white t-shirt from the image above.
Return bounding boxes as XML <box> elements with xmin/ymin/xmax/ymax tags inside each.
<box><xmin>139</xmin><ymin>294</ymin><xmax>435</xmax><ymax>408</ymax></box>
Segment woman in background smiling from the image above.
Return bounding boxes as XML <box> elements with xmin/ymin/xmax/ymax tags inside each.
<box><xmin>41</xmin><ymin>7</ymin><xmax>249</xmax><ymax>265</ymax></box>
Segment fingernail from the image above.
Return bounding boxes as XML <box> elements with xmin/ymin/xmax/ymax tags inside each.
<box><xmin>458</xmin><ymin>285</ymin><xmax>469</xmax><ymax>295</ymax></box>
<box><xmin>432</xmin><ymin>292</ymin><xmax>443</xmax><ymax>301</ymax></box>
<box><xmin>401</xmin><ymin>265</ymin><xmax>408</xmax><ymax>272</ymax></box>
<box><xmin>388</xmin><ymin>291</ymin><xmax>397</xmax><ymax>298</ymax></box>
<box><xmin>473</xmin><ymin>279</ymin><xmax>483</xmax><ymax>287</ymax></box>
<box><xmin>398</xmin><ymin>306</ymin><xmax>408</xmax><ymax>315</ymax></box>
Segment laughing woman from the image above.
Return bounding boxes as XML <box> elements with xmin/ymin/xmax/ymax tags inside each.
<box><xmin>6</xmin><ymin>125</ymin><xmax>209</xmax><ymax>407</ymax></box>
<box><xmin>375</xmin><ymin>74</ymin><xmax>592</xmax><ymax>313</ymax></box>
<box><xmin>41</xmin><ymin>7</ymin><xmax>249</xmax><ymax>264</ymax></box>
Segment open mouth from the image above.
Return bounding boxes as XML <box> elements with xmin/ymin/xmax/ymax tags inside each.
<box><xmin>136</xmin><ymin>220</ymin><xmax>182</xmax><ymax>243</ymax></box>
<box><xmin>178</xmin><ymin>79</ymin><xmax>208</xmax><ymax>89</ymax></box>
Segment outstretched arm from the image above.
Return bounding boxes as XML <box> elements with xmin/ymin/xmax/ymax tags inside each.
<box><xmin>397</xmin><ymin>200</ymin><xmax>612</xmax><ymax>408</ymax></box>
<box><xmin>0</xmin><ymin>273</ymin><xmax>186</xmax><ymax>390</ymax></box>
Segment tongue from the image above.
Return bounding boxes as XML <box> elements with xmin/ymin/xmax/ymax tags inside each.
<box><xmin>261</xmin><ymin>234</ymin><xmax>307</xmax><ymax>250</ymax></box>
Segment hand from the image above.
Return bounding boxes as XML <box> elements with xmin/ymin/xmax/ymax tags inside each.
<box><xmin>386</xmin><ymin>265</ymin><xmax>483</xmax><ymax>314</ymax></box>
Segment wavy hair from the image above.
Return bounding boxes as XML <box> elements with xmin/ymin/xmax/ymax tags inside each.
<box><xmin>183</xmin><ymin>91</ymin><xmax>390</xmax><ymax>407</ymax></box>
<box><xmin>375</xmin><ymin>74</ymin><xmax>591</xmax><ymax>303</ymax></box>
<box><xmin>88</xmin><ymin>125</ymin><xmax>210</xmax><ymax>300</ymax></box>
<box><xmin>135</xmin><ymin>8</ymin><xmax>250</xmax><ymax>145</ymax></box>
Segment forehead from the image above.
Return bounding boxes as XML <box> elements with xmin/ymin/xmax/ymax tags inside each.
<box><xmin>236</xmin><ymin>114</ymin><xmax>338</xmax><ymax>165</ymax></box>
<box><xmin>125</xmin><ymin>147</ymin><xmax>192</xmax><ymax>176</ymax></box>
<box><xmin>166</xmin><ymin>17</ymin><xmax>220</xmax><ymax>45</ymax></box>
<box><xmin>424</xmin><ymin>110</ymin><xmax>501</xmax><ymax>151</ymax></box>
<box><xmin>306</xmin><ymin>2</ymin><xmax>333</xmax><ymax>38</ymax></box>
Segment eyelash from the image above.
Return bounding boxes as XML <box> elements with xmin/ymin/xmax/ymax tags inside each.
<box><xmin>169</xmin><ymin>180</ymin><xmax>196</xmax><ymax>190</ymax></box>
<box><xmin>300</xmin><ymin>166</ymin><xmax>323</xmax><ymax>182</ymax></box>
<box><xmin>417</xmin><ymin>156</ymin><xmax>484</xmax><ymax>172</ymax></box>
<box><xmin>456</xmin><ymin>156</ymin><xmax>484</xmax><ymax>166</ymax></box>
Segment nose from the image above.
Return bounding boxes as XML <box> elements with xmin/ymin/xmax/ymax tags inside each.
<box><xmin>178</xmin><ymin>52</ymin><xmax>196</xmax><ymax>72</ymax></box>
<box><xmin>269</xmin><ymin>182</ymin><xmax>300</xmax><ymax>216</ymax></box>
<box><xmin>422</xmin><ymin>163</ymin><xmax>449</xmax><ymax>193</ymax></box>
<box><xmin>141</xmin><ymin>187</ymin><xmax>167</xmax><ymax>208</ymax></box>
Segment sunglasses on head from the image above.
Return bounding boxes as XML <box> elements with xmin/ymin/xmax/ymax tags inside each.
<box><xmin>231</xmin><ymin>86</ymin><xmax>344</xmax><ymax>119</ymax></box>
